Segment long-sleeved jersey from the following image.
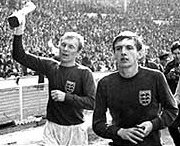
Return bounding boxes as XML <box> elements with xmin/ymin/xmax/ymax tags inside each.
<box><xmin>93</xmin><ymin>66</ymin><xmax>178</xmax><ymax>146</ymax></box>
<box><xmin>13</xmin><ymin>35</ymin><xmax>96</xmax><ymax>126</ymax></box>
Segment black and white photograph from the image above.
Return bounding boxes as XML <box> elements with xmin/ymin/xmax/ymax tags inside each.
<box><xmin>0</xmin><ymin>0</ymin><xmax>180</xmax><ymax>145</ymax></box>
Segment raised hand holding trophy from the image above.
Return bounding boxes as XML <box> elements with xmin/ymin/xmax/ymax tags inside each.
<box><xmin>8</xmin><ymin>1</ymin><xmax>36</xmax><ymax>29</ymax></box>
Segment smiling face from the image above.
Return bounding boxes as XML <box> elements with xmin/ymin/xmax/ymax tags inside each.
<box><xmin>114</xmin><ymin>38</ymin><xmax>141</xmax><ymax>68</ymax></box>
<box><xmin>59</xmin><ymin>37</ymin><xmax>79</xmax><ymax>67</ymax></box>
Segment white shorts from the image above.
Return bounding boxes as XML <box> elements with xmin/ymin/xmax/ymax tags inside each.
<box><xmin>42</xmin><ymin>120</ymin><xmax>88</xmax><ymax>146</ymax></box>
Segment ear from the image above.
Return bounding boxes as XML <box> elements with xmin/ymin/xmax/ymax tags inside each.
<box><xmin>113</xmin><ymin>53</ymin><xmax>117</xmax><ymax>60</ymax></box>
<box><xmin>137</xmin><ymin>49</ymin><xmax>145</xmax><ymax>60</ymax></box>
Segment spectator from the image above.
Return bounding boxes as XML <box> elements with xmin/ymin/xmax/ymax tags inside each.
<box><xmin>158</xmin><ymin>51</ymin><xmax>170</xmax><ymax>72</ymax></box>
<box><xmin>164</xmin><ymin>41</ymin><xmax>180</xmax><ymax>146</ymax></box>
<box><xmin>164</xmin><ymin>41</ymin><xmax>180</xmax><ymax>94</ymax></box>
<box><xmin>1</xmin><ymin>0</ymin><xmax>180</xmax><ymax>77</ymax></box>
<box><xmin>139</xmin><ymin>54</ymin><xmax>160</xmax><ymax>70</ymax></box>
<box><xmin>172</xmin><ymin>78</ymin><xmax>180</xmax><ymax>134</ymax></box>
<box><xmin>82</xmin><ymin>56</ymin><xmax>95</xmax><ymax>72</ymax></box>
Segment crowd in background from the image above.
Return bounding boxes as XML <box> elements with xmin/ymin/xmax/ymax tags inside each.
<box><xmin>1</xmin><ymin>0</ymin><xmax>180</xmax><ymax>78</ymax></box>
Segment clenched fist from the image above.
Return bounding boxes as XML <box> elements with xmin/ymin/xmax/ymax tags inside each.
<box><xmin>51</xmin><ymin>90</ymin><xmax>66</xmax><ymax>102</ymax></box>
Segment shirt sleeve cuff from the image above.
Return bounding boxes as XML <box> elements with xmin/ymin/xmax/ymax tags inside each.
<box><xmin>64</xmin><ymin>93</ymin><xmax>74</xmax><ymax>104</ymax></box>
<box><xmin>151</xmin><ymin>118</ymin><xmax>159</xmax><ymax>131</ymax></box>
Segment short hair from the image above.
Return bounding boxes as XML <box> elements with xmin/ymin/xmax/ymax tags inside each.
<box><xmin>170</xmin><ymin>41</ymin><xmax>180</xmax><ymax>52</ymax></box>
<box><xmin>112</xmin><ymin>31</ymin><xmax>144</xmax><ymax>52</ymax></box>
<box><xmin>60</xmin><ymin>32</ymin><xmax>84</xmax><ymax>52</ymax></box>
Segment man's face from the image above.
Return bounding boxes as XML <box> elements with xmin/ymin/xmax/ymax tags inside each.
<box><xmin>114</xmin><ymin>38</ymin><xmax>140</xmax><ymax>68</ymax></box>
<box><xmin>172</xmin><ymin>48</ymin><xmax>180</xmax><ymax>63</ymax></box>
<box><xmin>59</xmin><ymin>37</ymin><xmax>79</xmax><ymax>65</ymax></box>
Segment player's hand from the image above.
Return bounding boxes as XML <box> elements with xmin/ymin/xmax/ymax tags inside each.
<box><xmin>136</xmin><ymin>121</ymin><xmax>153</xmax><ymax>137</ymax></box>
<box><xmin>174</xmin><ymin>94</ymin><xmax>180</xmax><ymax>105</ymax></box>
<box><xmin>117</xmin><ymin>127</ymin><xmax>145</xmax><ymax>144</ymax></box>
<box><xmin>51</xmin><ymin>90</ymin><xmax>66</xmax><ymax>102</ymax></box>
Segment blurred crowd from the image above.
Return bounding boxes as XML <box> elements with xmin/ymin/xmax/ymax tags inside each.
<box><xmin>1</xmin><ymin>0</ymin><xmax>180</xmax><ymax>78</ymax></box>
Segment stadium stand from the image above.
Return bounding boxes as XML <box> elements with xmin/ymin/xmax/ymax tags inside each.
<box><xmin>1</xmin><ymin>0</ymin><xmax>180</xmax><ymax>78</ymax></box>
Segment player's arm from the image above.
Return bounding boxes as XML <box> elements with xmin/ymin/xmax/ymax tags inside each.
<box><xmin>12</xmin><ymin>15</ymin><xmax>50</xmax><ymax>75</ymax></box>
<box><xmin>151</xmin><ymin>72</ymin><xmax>178</xmax><ymax>131</ymax></box>
<box><xmin>92</xmin><ymin>79</ymin><xmax>120</xmax><ymax>139</ymax></box>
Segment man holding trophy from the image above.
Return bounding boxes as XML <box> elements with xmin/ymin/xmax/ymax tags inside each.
<box><xmin>9</xmin><ymin>1</ymin><xmax>96</xmax><ymax>145</ymax></box>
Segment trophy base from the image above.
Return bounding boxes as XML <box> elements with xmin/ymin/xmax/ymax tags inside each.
<box><xmin>8</xmin><ymin>16</ymin><xmax>20</xmax><ymax>29</ymax></box>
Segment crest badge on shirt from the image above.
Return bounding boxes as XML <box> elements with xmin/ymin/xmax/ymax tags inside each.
<box><xmin>139</xmin><ymin>90</ymin><xmax>151</xmax><ymax>106</ymax></box>
<box><xmin>65</xmin><ymin>80</ymin><xmax>76</xmax><ymax>93</ymax></box>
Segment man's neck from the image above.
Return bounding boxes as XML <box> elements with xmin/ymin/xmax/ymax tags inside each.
<box><xmin>60</xmin><ymin>61</ymin><xmax>76</xmax><ymax>67</ymax></box>
<box><xmin>119</xmin><ymin>64</ymin><xmax>139</xmax><ymax>78</ymax></box>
